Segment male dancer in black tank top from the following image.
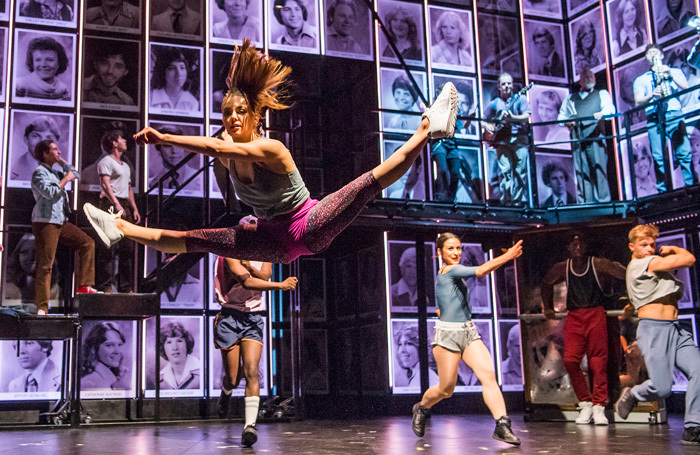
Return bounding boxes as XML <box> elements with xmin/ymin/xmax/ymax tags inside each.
<box><xmin>541</xmin><ymin>232</ymin><xmax>626</xmax><ymax>425</ymax></box>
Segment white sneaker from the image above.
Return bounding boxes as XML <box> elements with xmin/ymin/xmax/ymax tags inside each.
<box><xmin>37</xmin><ymin>310</ymin><xmax>46</xmax><ymax>316</ymax></box>
<box><xmin>83</xmin><ymin>203</ymin><xmax>124</xmax><ymax>247</ymax></box>
<box><xmin>592</xmin><ymin>404</ymin><xmax>609</xmax><ymax>426</ymax></box>
<box><xmin>575</xmin><ymin>401</ymin><xmax>593</xmax><ymax>424</ymax></box>
<box><xmin>421</xmin><ymin>82</ymin><xmax>459</xmax><ymax>139</ymax></box>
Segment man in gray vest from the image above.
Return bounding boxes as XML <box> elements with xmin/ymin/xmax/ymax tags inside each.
<box><xmin>558</xmin><ymin>68</ymin><xmax>615</xmax><ymax>203</ymax></box>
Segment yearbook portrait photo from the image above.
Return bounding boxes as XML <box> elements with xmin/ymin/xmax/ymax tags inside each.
<box><xmin>0</xmin><ymin>340</ymin><xmax>63</xmax><ymax>401</ymax></box>
<box><xmin>146</xmin><ymin>247</ymin><xmax>204</xmax><ymax>309</ymax></box>
<box><xmin>210</xmin><ymin>0</ymin><xmax>263</xmax><ymax>46</ymax></box>
<box><xmin>428</xmin><ymin>5</ymin><xmax>474</xmax><ymax>73</ymax></box>
<box><xmin>16</xmin><ymin>0</ymin><xmax>77</xmax><ymax>28</ymax></box>
<box><xmin>380</xmin><ymin>67</ymin><xmax>426</xmax><ymax>134</ymax></box>
<box><xmin>84</xmin><ymin>0</ymin><xmax>141</xmax><ymax>34</ymax></box>
<box><xmin>268</xmin><ymin>0</ymin><xmax>321</xmax><ymax>54</ymax></box>
<box><xmin>323</xmin><ymin>0</ymin><xmax>373</xmax><ymax>60</ymax></box>
<box><xmin>148</xmin><ymin>121</ymin><xmax>203</xmax><ymax>197</ymax></box>
<box><xmin>82</xmin><ymin>37</ymin><xmax>140</xmax><ymax>112</ymax></box>
<box><xmin>80</xmin><ymin>320</ymin><xmax>137</xmax><ymax>399</ymax></box>
<box><xmin>568</xmin><ymin>7</ymin><xmax>607</xmax><ymax>79</ymax></box>
<box><xmin>388</xmin><ymin>240</ymin><xmax>436</xmax><ymax>313</ymax></box>
<box><xmin>150</xmin><ymin>0</ymin><xmax>202</xmax><ymax>39</ymax></box>
<box><xmin>383</xmin><ymin>139</ymin><xmax>427</xmax><ymax>200</ymax></box>
<box><xmin>378</xmin><ymin>0</ymin><xmax>425</xmax><ymax>66</ymax></box>
<box><xmin>524</xmin><ymin>19</ymin><xmax>568</xmax><ymax>83</ymax></box>
<box><xmin>607</xmin><ymin>0</ymin><xmax>650</xmax><ymax>64</ymax></box>
<box><xmin>535</xmin><ymin>152</ymin><xmax>577</xmax><ymax>207</ymax></box>
<box><xmin>149</xmin><ymin>43</ymin><xmax>203</xmax><ymax>118</ymax></box>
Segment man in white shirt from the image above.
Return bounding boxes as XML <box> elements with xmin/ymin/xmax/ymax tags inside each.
<box><xmin>558</xmin><ymin>68</ymin><xmax>615</xmax><ymax>203</ymax></box>
<box><xmin>95</xmin><ymin>129</ymin><xmax>140</xmax><ymax>293</ymax></box>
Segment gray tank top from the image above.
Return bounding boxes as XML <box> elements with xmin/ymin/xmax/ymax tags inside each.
<box><xmin>227</xmin><ymin>160</ymin><xmax>309</xmax><ymax>219</ymax></box>
<box><xmin>626</xmin><ymin>255</ymin><xmax>683</xmax><ymax>309</ymax></box>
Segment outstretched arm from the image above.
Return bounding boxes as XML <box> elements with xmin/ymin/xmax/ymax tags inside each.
<box><xmin>134</xmin><ymin>127</ymin><xmax>290</xmax><ymax>163</ymax></box>
<box><xmin>475</xmin><ymin>240</ymin><xmax>523</xmax><ymax>277</ymax></box>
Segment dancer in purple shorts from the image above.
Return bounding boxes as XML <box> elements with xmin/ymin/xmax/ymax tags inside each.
<box><xmin>83</xmin><ymin>39</ymin><xmax>459</xmax><ymax>263</ymax></box>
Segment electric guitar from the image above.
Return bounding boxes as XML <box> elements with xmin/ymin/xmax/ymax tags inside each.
<box><xmin>483</xmin><ymin>82</ymin><xmax>534</xmax><ymax>144</ymax></box>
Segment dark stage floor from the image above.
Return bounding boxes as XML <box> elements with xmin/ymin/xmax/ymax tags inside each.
<box><xmin>0</xmin><ymin>413</ymin><xmax>696</xmax><ymax>454</ymax></box>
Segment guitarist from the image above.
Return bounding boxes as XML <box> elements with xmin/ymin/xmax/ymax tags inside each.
<box><xmin>483</xmin><ymin>73</ymin><xmax>532</xmax><ymax>205</ymax></box>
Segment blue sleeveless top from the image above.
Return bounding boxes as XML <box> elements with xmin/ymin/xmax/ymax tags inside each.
<box><xmin>227</xmin><ymin>160</ymin><xmax>310</xmax><ymax>219</ymax></box>
<box><xmin>435</xmin><ymin>264</ymin><xmax>479</xmax><ymax>322</ymax></box>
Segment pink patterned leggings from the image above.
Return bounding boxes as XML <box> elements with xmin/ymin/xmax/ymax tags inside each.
<box><xmin>186</xmin><ymin>171</ymin><xmax>382</xmax><ymax>263</ymax></box>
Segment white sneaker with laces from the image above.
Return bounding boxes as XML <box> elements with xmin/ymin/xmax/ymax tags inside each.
<box><xmin>575</xmin><ymin>401</ymin><xmax>593</xmax><ymax>424</ymax></box>
<box><xmin>421</xmin><ymin>82</ymin><xmax>459</xmax><ymax>139</ymax></box>
<box><xmin>592</xmin><ymin>404</ymin><xmax>609</xmax><ymax>426</ymax></box>
<box><xmin>83</xmin><ymin>203</ymin><xmax>124</xmax><ymax>247</ymax></box>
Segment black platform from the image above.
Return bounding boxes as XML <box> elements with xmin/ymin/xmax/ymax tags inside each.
<box><xmin>77</xmin><ymin>293</ymin><xmax>160</xmax><ymax>318</ymax></box>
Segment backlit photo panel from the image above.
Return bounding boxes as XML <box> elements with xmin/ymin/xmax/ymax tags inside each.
<box><xmin>499</xmin><ymin>319</ymin><xmax>523</xmax><ymax>391</ymax></box>
<box><xmin>12</xmin><ymin>29</ymin><xmax>76</xmax><ymax>108</ymax></box>
<box><xmin>478</xmin><ymin>13</ymin><xmax>522</xmax><ymax>79</ymax></box>
<box><xmin>618</xmin><ymin>132</ymin><xmax>657</xmax><ymax>198</ymax></box>
<box><xmin>378</xmin><ymin>0</ymin><xmax>425</xmax><ymax>66</ymax></box>
<box><xmin>79</xmin><ymin>117</ymin><xmax>140</xmax><ymax>193</ymax></box>
<box><xmin>210</xmin><ymin>0</ymin><xmax>263</xmax><ymax>47</ymax></box>
<box><xmin>522</xmin><ymin>0</ymin><xmax>562</xmax><ymax>19</ymax></box>
<box><xmin>146</xmin><ymin>316</ymin><xmax>204</xmax><ymax>398</ymax></box>
<box><xmin>383</xmin><ymin>139</ymin><xmax>426</xmax><ymax>200</ymax></box>
<box><xmin>211</xmin><ymin>49</ymin><xmax>234</xmax><ymax>120</ymax></box>
<box><xmin>82</xmin><ymin>37</ymin><xmax>141</xmax><ymax>112</ymax></box>
<box><xmin>0</xmin><ymin>340</ymin><xmax>63</xmax><ymax>401</ymax></box>
<box><xmin>387</xmin><ymin>240</ymin><xmax>436</xmax><ymax>313</ymax></box>
<box><xmin>459</xmin><ymin>243</ymin><xmax>491</xmax><ymax>314</ymax></box>
<box><xmin>428</xmin><ymin>5</ymin><xmax>474</xmax><ymax>73</ymax></box>
<box><xmin>568</xmin><ymin>7</ymin><xmax>607</xmax><ymax>80</ymax></box>
<box><xmin>0</xmin><ymin>0</ymin><xmax>7</xmax><ymax>20</ymax></box>
<box><xmin>150</xmin><ymin>0</ymin><xmax>203</xmax><ymax>39</ymax></box>
<box><xmin>80</xmin><ymin>320</ymin><xmax>137</xmax><ymax>399</ymax></box>
<box><xmin>427</xmin><ymin>319</ymin><xmax>494</xmax><ymax>392</ymax></box>
<box><xmin>429</xmin><ymin>142</ymin><xmax>483</xmax><ymax>204</ymax></box>
<box><xmin>16</xmin><ymin>0</ymin><xmax>77</xmax><ymax>28</ymax></box>
<box><xmin>0</xmin><ymin>28</ymin><xmax>7</xmax><ymax>98</ymax></box>
<box><xmin>651</xmin><ymin>0</ymin><xmax>698</xmax><ymax>44</ymax></box>
<box><xmin>146</xmin><ymin>248</ymin><xmax>204</xmax><ymax>309</ymax></box>
<box><xmin>535</xmin><ymin>151</ymin><xmax>577</xmax><ymax>207</ymax></box>
<box><xmin>607</xmin><ymin>0</ymin><xmax>650</xmax><ymax>65</ymax></box>
<box><xmin>530</xmin><ymin>84</ymin><xmax>571</xmax><ymax>150</ymax></box>
<box><xmin>391</xmin><ymin>318</ymin><xmax>420</xmax><ymax>394</ymax></box>
<box><xmin>2</xmin><ymin>230</ymin><xmax>60</xmax><ymax>307</ymax></box>
<box><xmin>7</xmin><ymin>110</ymin><xmax>74</xmax><ymax>189</ymax></box>
<box><xmin>208</xmin><ymin>123</ymin><xmax>230</xmax><ymax>199</ymax></box>
<box><xmin>380</xmin><ymin>67</ymin><xmax>426</xmax><ymax>134</ymax></box>
<box><xmin>613</xmin><ymin>57</ymin><xmax>649</xmax><ymax>129</ymax></box>
<box><xmin>149</xmin><ymin>43</ymin><xmax>203</xmax><ymax>118</ymax></box>
<box><xmin>433</xmin><ymin>73</ymin><xmax>478</xmax><ymax>139</ymax></box>
<box><xmin>323</xmin><ymin>0</ymin><xmax>373</xmax><ymax>61</ymax></box>
<box><xmin>664</xmin><ymin>36</ymin><xmax>700</xmax><ymax>115</ymax></box>
<box><xmin>208</xmin><ymin>316</ymin><xmax>270</xmax><ymax>397</ymax></box>
<box><xmin>268</xmin><ymin>0</ymin><xmax>321</xmax><ymax>55</ymax></box>
<box><xmin>656</xmin><ymin>233</ymin><xmax>693</xmax><ymax>309</ymax></box>
<box><xmin>524</xmin><ymin>19</ymin><xmax>568</xmax><ymax>84</ymax></box>
<box><xmin>567</xmin><ymin>0</ymin><xmax>597</xmax><ymax>17</ymax></box>
<box><xmin>479</xmin><ymin>0</ymin><xmax>517</xmax><ymax>14</ymax></box>
<box><xmin>84</xmin><ymin>0</ymin><xmax>141</xmax><ymax>34</ymax></box>
<box><xmin>148</xmin><ymin>121</ymin><xmax>204</xmax><ymax>197</ymax></box>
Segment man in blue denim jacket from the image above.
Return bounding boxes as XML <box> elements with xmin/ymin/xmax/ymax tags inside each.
<box><xmin>31</xmin><ymin>139</ymin><xmax>97</xmax><ymax>315</ymax></box>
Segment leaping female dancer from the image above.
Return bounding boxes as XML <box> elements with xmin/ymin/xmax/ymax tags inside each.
<box><xmin>84</xmin><ymin>39</ymin><xmax>459</xmax><ymax>264</ymax></box>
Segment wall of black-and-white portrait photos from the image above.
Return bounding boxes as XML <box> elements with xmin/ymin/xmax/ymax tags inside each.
<box><xmin>84</xmin><ymin>0</ymin><xmax>141</xmax><ymax>34</ymax></box>
<box><xmin>378</xmin><ymin>0</ymin><xmax>425</xmax><ymax>66</ymax></box>
<box><xmin>79</xmin><ymin>117</ymin><xmax>140</xmax><ymax>193</ymax></box>
<box><xmin>80</xmin><ymin>320</ymin><xmax>137</xmax><ymax>399</ymax></box>
<box><xmin>0</xmin><ymin>340</ymin><xmax>63</xmax><ymax>401</ymax></box>
<box><xmin>208</xmin><ymin>316</ymin><xmax>270</xmax><ymax>397</ymax></box>
<box><xmin>535</xmin><ymin>151</ymin><xmax>577</xmax><ymax>207</ymax></box>
<box><xmin>13</xmin><ymin>29</ymin><xmax>76</xmax><ymax>107</ymax></box>
<box><xmin>499</xmin><ymin>320</ymin><xmax>523</xmax><ymax>391</ymax></box>
<box><xmin>269</xmin><ymin>0</ymin><xmax>321</xmax><ymax>54</ymax></box>
<box><xmin>424</xmin><ymin>318</ymin><xmax>494</xmax><ymax>393</ymax></box>
<box><xmin>147</xmin><ymin>121</ymin><xmax>203</xmax><ymax>196</ymax></box>
<box><xmin>323</xmin><ymin>0</ymin><xmax>373</xmax><ymax>60</ymax></box>
<box><xmin>146</xmin><ymin>248</ymin><xmax>204</xmax><ymax>309</ymax></box>
<box><xmin>380</xmin><ymin>67</ymin><xmax>426</xmax><ymax>134</ymax></box>
<box><xmin>530</xmin><ymin>84</ymin><xmax>571</xmax><ymax>150</ymax></box>
<box><xmin>82</xmin><ymin>37</ymin><xmax>141</xmax><ymax>112</ymax></box>
<box><xmin>210</xmin><ymin>0</ymin><xmax>263</xmax><ymax>47</ymax></box>
<box><xmin>7</xmin><ymin>110</ymin><xmax>73</xmax><ymax>189</ymax></box>
<box><xmin>524</xmin><ymin>19</ymin><xmax>568</xmax><ymax>83</ymax></box>
<box><xmin>150</xmin><ymin>0</ymin><xmax>203</xmax><ymax>39</ymax></box>
<box><xmin>387</xmin><ymin>240</ymin><xmax>435</xmax><ymax>313</ymax></box>
<box><xmin>568</xmin><ymin>7</ymin><xmax>606</xmax><ymax>79</ymax></box>
<box><xmin>146</xmin><ymin>316</ymin><xmax>204</xmax><ymax>398</ymax></box>
<box><xmin>149</xmin><ymin>43</ymin><xmax>203</xmax><ymax>118</ymax></box>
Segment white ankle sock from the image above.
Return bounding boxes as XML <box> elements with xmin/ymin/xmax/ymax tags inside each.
<box><xmin>244</xmin><ymin>396</ymin><xmax>260</xmax><ymax>427</ymax></box>
<box><xmin>222</xmin><ymin>387</ymin><xmax>232</xmax><ymax>395</ymax></box>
